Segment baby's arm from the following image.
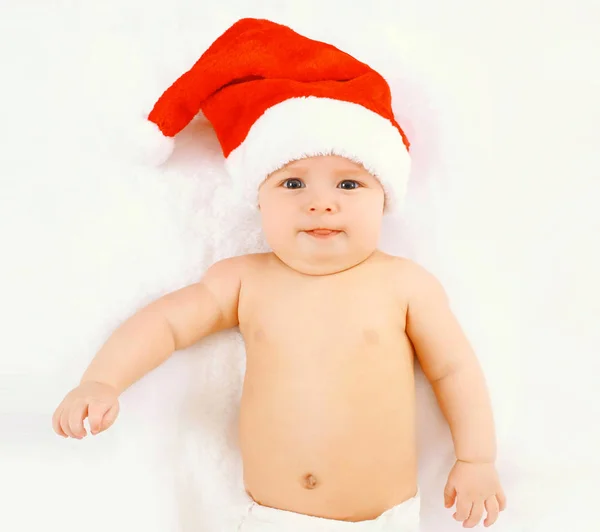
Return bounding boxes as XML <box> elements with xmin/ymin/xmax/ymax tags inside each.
<box><xmin>80</xmin><ymin>256</ymin><xmax>243</xmax><ymax>395</ymax></box>
<box><xmin>403</xmin><ymin>261</ymin><xmax>496</xmax><ymax>463</ymax></box>
<box><xmin>53</xmin><ymin>257</ymin><xmax>244</xmax><ymax>439</ymax></box>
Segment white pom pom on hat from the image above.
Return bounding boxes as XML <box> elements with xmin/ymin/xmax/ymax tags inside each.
<box><xmin>126</xmin><ymin>118</ymin><xmax>175</xmax><ymax>167</ymax></box>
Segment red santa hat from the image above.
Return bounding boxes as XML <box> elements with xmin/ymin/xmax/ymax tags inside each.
<box><xmin>144</xmin><ymin>17</ymin><xmax>411</xmax><ymax>213</ymax></box>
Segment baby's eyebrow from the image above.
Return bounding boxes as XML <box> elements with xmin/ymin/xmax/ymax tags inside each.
<box><xmin>333</xmin><ymin>168</ymin><xmax>368</xmax><ymax>177</ymax></box>
<box><xmin>278</xmin><ymin>165</ymin><xmax>308</xmax><ymax>175</ymax></box>
<box><xmin>270</xmin><ymin>165</ymin><xmax>371</xmax><ymax>181</ymax></box>
<box><xmin>280</xmin><ymin>166</ymin><xmax>367</xmax><ymax>176</ymax></box>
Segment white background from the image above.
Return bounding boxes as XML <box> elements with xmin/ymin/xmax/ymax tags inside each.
<box><xmin>1</xmin><ymin>1</ymin><xmax>599</xmax><ymax>531</ymax></box>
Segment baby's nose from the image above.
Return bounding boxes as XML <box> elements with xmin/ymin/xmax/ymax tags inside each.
<box><xmin>309</xmin><ymin>204</ymin><xmax>333</xmax><ymax>212</ymax></box>
<box><xmin>307</xmin><ymin>195</ymin><xmax>338</xmax><ymax>213</ymax></box>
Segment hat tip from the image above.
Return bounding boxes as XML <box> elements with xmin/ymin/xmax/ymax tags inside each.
<box><xmin>127</xmin><ymin>119</ymin><xmax>175</xmax><ymax>166</ymax></box>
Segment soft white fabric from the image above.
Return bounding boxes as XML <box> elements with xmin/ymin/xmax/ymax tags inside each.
<box><xmin>2</xmin><ymin>2</ymin><xmax>599</xmax><ymax>532</ymax></box>
<box><xmin>236</xmin><ymin>491</ymin><xmax>420</xmax><ymax>531</ymax></box>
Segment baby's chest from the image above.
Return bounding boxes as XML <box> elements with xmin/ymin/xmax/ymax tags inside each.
<box><xmin>241</xmin><ymin>286</ymin><xmax>405</xmax><ymax>346</ymax></box>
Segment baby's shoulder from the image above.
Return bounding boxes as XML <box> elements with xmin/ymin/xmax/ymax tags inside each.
<box><xmin>207</xmin><ymin>252</ymin><xmax>270</xmax><ymax>277</ymax></box>
<box><xmin>376</xmin><ymin>252</ymin><xmax>421</xmax><ymax>277</ymax></box>
<box><xmin>378</xmin><ymin>253</ymin><xmax>446</xmax><ymax>298</ymax></box>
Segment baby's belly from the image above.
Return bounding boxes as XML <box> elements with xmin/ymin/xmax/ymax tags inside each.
<box><xmin>238</xmin><ymin>344</ymin><xmax>418</xmax><ymax>521</ymax></box>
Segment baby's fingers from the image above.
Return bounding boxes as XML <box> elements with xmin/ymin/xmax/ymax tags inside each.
<box><xmin>88</xmin><ymin>402</ymin><xmax>108</xmax><ymax>434</ymax></box>
<box><xmin>463</xmin><ymin>500</ymin><xmax>484</xmax><ymax>528</ymax></box>
<box><xmin>454</xmin><ymin>496</ymin><xmax>473</xmax><ymax>523</ymax></box>
<box><xmin>52</xmin><ymin>406</ymin><xmax>67</xmax><ymax>437</ymax></box>
<box><xmin>484</xmin><ymin>497</ymin><xmax>500</xmax><ymax>527</ymax></box>
<box><xmin>444</xmin><ymin>483</ymin><xmax>457</xmax><ymax>508</ymax></box>
<box><xmin>88</xmin><ymin>401</ymin><xmax>118</xmax><ymax>434</ymax></box>
<box><xmin>66</xmin><ymin>401</ymin><xmax>88</xmax><ymax>439</ymax></box>
<box><xmin>497</xmin><ymin>488</ymin><xmax>507</xmax><ymax>511</ymax></box>
<box><xmin>101</xmin><ymin>402</ymin><xmax>119</xmax><ymax>432</ymax></box>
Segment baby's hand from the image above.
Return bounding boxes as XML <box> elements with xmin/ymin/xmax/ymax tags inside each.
<box><xmin>444</xmin><ymin>460</ymin><xmax>507</xmax><ymax>528</ymax></box>
<box><xmin>52</xmin><ymin>381</ymin><xmax>120</xmax><ymax>439</ymax></box>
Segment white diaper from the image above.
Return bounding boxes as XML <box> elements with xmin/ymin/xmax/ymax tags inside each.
<box><xmin>236</xmin><ymin>490</ymin><xmax>420</xmax><ymax>531</ymax></box>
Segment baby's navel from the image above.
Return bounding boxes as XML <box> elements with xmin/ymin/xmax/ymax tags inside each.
<box><xmin>254</xmin><ymin>328</ymin><xmax>265</xmax><ymax>342</ymax></box>
<box><xmin>302</xmin><ymin>473</ymin><xmax>318</xmax><ymax>490</ymax></box>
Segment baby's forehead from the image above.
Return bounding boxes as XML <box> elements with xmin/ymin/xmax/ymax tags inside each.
<box><xmin>273</xmin><ymin>155</ymin><xmax>374</xmax><ymax>177</ymax></box>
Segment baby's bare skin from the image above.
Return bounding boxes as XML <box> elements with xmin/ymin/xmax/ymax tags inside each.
<box><xmin>52</xmin><ymin>155</ymin><xmax>505</xmax><ymax>528</ymax></box>
<box><xmin>238</xmin><ymin>251</ymin><xmax>417</xmax><ymax>521</ymax></box>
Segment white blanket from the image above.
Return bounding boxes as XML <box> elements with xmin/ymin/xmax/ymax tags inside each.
<box><xmin>2</xmin><ymin>2</ymin><xmax>598</xmax><ymax>531</ymax></box>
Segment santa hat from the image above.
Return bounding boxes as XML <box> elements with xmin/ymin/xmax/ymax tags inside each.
<box><xmin>145</xmin><ymin>17</ymin><xmax>411</xmax><ymax>213</ymax></box>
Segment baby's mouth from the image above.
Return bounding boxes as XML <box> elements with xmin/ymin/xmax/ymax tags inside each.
<box><xmin>304</xmin><ymin>229</ymin><xmax>341</xmax><ymax>238</ymax></box>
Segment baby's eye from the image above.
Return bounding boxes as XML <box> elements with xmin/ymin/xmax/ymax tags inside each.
<box><xmin>338</xmin><ymin>180</ymin><xmax>361</xmax><ymax>190</ymax></box>
<box><xmin>282</xmin><ymin>178</ymin><xmax>305</xmax><ymax>189</ymax></box>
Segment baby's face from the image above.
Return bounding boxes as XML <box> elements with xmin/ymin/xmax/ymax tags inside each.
<box><xmin>257</xmin><ymin>155</ymin><xmax>385</xmax><ymax>275</ymax></box>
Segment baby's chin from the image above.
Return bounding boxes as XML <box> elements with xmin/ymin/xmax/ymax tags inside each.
<box><xmin>274</xmin><ymin>247</ymin><xmax>371</xmax><ymax>276</ymax></box>
<box><xmin>286</xmin><ymin>261</ymin><xmax>354</xmax><ymax>276</ymax></box>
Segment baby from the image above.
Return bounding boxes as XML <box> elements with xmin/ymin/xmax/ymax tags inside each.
<box><xmin>52</xmin><ymin>18</ymin><xmax>506</xmax><ymax>532</ymax></box>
